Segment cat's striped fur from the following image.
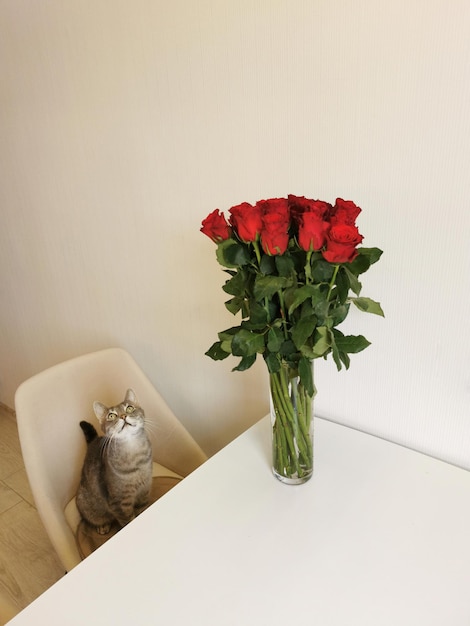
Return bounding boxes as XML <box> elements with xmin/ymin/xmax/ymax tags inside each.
<box><xmin>76</xmin><ymin>389</ymin><xmax>153</xmax><ymax>535</ymax></box>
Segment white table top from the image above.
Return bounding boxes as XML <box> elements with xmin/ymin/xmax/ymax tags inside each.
<box><xmin>9</xmin><ymin>416</ymin><xmax>470</xmax><ymax>625</ymax></box>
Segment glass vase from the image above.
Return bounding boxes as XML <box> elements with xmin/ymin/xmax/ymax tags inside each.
<box><xmin>269</xmin><ymin>363</ymin><xmax>314</xmax><ymax>484</ymax></box>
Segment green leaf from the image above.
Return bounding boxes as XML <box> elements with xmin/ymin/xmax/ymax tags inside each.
<box><xmin>275</xmin><ymin>254</ymin><xmax>295</xmax><ymax>277</ymax></box>
<box><xmin>328</xmin><ymin>303</ymin><xmax>350</xmax><ymax>327</ymax></box>
<box><xmin>299</xmin><ymin>357</ymin><xmax>314</xmax><ymax>397</ymax></box>
<box><xmin>347</xmin><ymin>254</ymin><xmax>371</xmax><ymax>275</ymax></box>
<box><xmin>232</xmin><ymin>354</ymin><xmax>257</xmax><ymax>371</ymax></box>
<box><xmin>291</xmin><ymin>315</ymin><xmax>317</xmax><ymax>350</ymax></box>
<box><xmin>313</xmin><ymin>298</ymin><xmax>329</xmax><ymax>324</ymax></box>
<box><xmin>231</xmin><ymin>329</ymin><xmax>265</xmax><ymax>357</ymax></box>
<box><xmin>287</xmin><ymin>285</ymin><xmax>317</xmax><ymax>315</ymax></box>
<box><xmin>267</xmin><ymin>327</ymin><xmax>284</xmax><ymax>352</ymax></box>
<box><xmin>225</xmin><ymin>297</ymin><xmax>244</xmax><ymax>315</ymax></box>
<box><xmin>218</xmin><ymin>326</ymin><xmax>241</xmax><ymax>341</ymax></box>
<box><xmin>340</xmin><ymin>351</ymin><xmax>351</xmax><ymax>369</ymax></box>
<box><xmin>300</xmin><ymin>344</ymin><xmax>316</xmax><ymax>359</ymax></box>
<box><xmin>253</xmin><ymin>275</ymin><xmax>290</xmax><ymax>301</ymax></box>
<box><xmin>216</xmin><ymin>239</ymin><xmax>251</xmax><ymax>268</ymax></box>
<box><xmin>347</xmin><ymin>248</ymin><xmax>382</xmax><ymax>275</ymax></box>
<box><xmin>259</xmin><ymin>254</ymin><xmax>276</xmax><ymax>275</ymax></box>
<box><xmin>334</xmin><ymin>332</ymin><xmax>371</xmax><ymax>354</ymax></box>
<box><xmin>311</xmin><ymin>283</ymin><xmax>329</xmax><ymax>304</ymax></box>
<box><xmin>330</xmin><ymin>328</ymin><xmax>352</xmax><ymax>370</ymax></box>
<box><xmin>335</xmin><ymin>268</ymin><xmax>350</xmax><ymax>304</ymax></box>
<box><xmin>264</xmin><ymin>352</ymin><xmax>281</xmax><ymax>373</ymax></box>
<box><xmin>205</xmin><ymin>342</ymin><xmax>230</xmax><ymax>361</ymax></box>
<box><xmin>247</xmin><ymin>300</ymin><xmax>268</xmax><ymax>326</ymax></box>
<box><xmin>218</xmin><ymin>327</ymin><xmax>240</xmax><ymax>350</ymax></box>
<box><xmin>311</xmin><ymin>258</ymin><xmax>335</xmax><ymax>282</ymax></box>
<box><xmin>279</xmin><ymin>339</ymin><xmax>297</xmax><ymax>359</ymax></box>
<box><xmin>331</xmin><ymin>338</ymin><xmax>343</xmax><ymax>371</ymax></box>
<box><xmin>359</xmin><ymin>247</ymin><xmax>383</xmax><ymax>265</ymax></box>
<box><xmin>300</xmin><ymin>298</ymin><xmax>314</xmax><ymax>318</ymax></box>
<box><xmin>343</xmin><ymin>267</ymin><xmax>362</xmax><ymax>296</ymax></box>
<box><xmin>222</xmin><ymin>271</ymin><xmax>246</xmax><ymax>297</ymax></box>
<box><xmin>351</xmin><ymin>297</ymin><xmax>384</xmax><ymax>317</ymax></box>
<box><xmin>312</xmin><ymin>326</ymin><xmax>332</xmax><ymax>357</ymax></box>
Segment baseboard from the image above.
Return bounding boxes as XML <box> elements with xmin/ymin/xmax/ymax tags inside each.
<box><xmin>0</xmin><ymin>401</ymin><xmax>16</xmax><ymax>418</ymax></box>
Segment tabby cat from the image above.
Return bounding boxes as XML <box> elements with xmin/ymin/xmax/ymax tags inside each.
<box><xmin>76</xmin><ymin>388</ymin><xmax>153</xmax><ymax>535</ymax></box>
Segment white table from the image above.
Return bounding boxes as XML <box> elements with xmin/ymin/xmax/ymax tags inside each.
<box><xmin>9</xmin><ymin>416</ymin><xmax>470</xmax><ymax>625</ymax></box>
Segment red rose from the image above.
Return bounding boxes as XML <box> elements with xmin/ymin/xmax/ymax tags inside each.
<box><xmin>298</xmin><ymin>213</ymin><xmax>329</xmax><ymax>251</ymax></box>
<box><xmin>322</xmin><ymin>223</ymin><xmax>363</xmax><ymax>263</ymax></box>
<box><xmin>330</xmin><ymin>198</ymin><xmax>361</xmax><ymax>225</ymax></box>
<box><xmin>288</xmin><ymin>195</ymin><xmax>331</xmax><ymax>221</ymax></box>
<box><xmin>200</xmin><ymin>209</ymin><xmax>231</xmax><ymax>242</ymax></box>
<box><xmin>229</xmin><ymin>202</ymin><xmax>262</xmax><ymax>242</ymax></box>
<box><xmin>257</xmin><ymin>197</ymin><xmax>290</xmax><ymax>219</ymax></box>
<box><xmin>260</xmin><ymin>221</ymin><xmax>289</xmax><ymax>255</ymax></box>
<box><xmin>258</xmin><ymin>198</ymin><xmax>290</xmax><ymax>255</ymax></box>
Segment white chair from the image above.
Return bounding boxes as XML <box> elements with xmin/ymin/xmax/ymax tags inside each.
<box><xmin>15</xmin><ymin>348</ymin><xmax>207</xmax><ymax>572</ymax></box>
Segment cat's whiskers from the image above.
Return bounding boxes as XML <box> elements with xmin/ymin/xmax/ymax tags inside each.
<box><xmin>99</xmin><ymin>435</ymin><xmax>111</xmax><ymax>460</ymax></box>
<box><xmin>143</xmin><ymin>418</ymin><xmax>160</xmax><ymax>438</ymax></box>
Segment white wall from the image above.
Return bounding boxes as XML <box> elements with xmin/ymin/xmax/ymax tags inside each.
<box><xmin>1</xmin><ymin>1</ymin><xmax>469</xmax><ymax>464</ymax></box>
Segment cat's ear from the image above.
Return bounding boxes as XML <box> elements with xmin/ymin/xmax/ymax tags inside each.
<box><xmin>125</xmin><ymin>388</ymin><xmax>137</xmax><ymax>405</ymax></box>
<box><xmin>93</xmin><ymin>401</ymin><xmax>108</xmax><ymax>424</ymax></box>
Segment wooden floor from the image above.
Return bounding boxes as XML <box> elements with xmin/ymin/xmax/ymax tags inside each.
<box><xmin>0</xmin><ymin>404</ymin><xmax>64</xmax><ymax>616</ymax></box>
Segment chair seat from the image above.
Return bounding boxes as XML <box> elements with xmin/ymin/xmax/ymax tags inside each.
<box><xmin>65</xmin><ymin>462</ymin><xmax>183</xmax><ymax>559</ymax></box>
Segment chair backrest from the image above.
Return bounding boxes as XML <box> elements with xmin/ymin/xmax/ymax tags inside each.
<box><xmin>15</xmin><ymin>348</ymin><xmax>207</xmax><ymax>571</ymax></box>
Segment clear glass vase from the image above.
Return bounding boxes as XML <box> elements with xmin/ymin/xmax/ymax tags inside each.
<box><xmin>269</xmin><ymin>362</ymin><xmax>314</xmax><ymax>484</ymax></box>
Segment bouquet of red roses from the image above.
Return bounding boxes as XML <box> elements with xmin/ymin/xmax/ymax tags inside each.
<box><xmin>201</xmin><ymin>195</ymin><xmax>383</xmax><ymax>386</ymax></box>
<box><xmin>201</xmin><ymin>195</ymin><xmax>383</xmax><ymax>482</ymax></box>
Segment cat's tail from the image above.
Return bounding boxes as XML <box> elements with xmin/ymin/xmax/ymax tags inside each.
<box><xmin>79</xmin><ymin>421</ymin><xmax>98</xmax><ymax>444</ymax></box>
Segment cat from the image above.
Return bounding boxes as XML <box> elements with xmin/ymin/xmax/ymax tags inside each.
<box><xmin>76</xmin><ymin>388</ymin><xmax>153</xmax><ymax>535</ymax></box>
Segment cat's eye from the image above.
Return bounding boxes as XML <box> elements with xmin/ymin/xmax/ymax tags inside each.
<box><xmin>126</xmin><ymin>405</ymin><xmax>135</xmax><ymax>413</ymax></box>
<box><xmin>107</xmin><ymin>412</ymin><xmax>117</xmax><ymax>421</ymax></box>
